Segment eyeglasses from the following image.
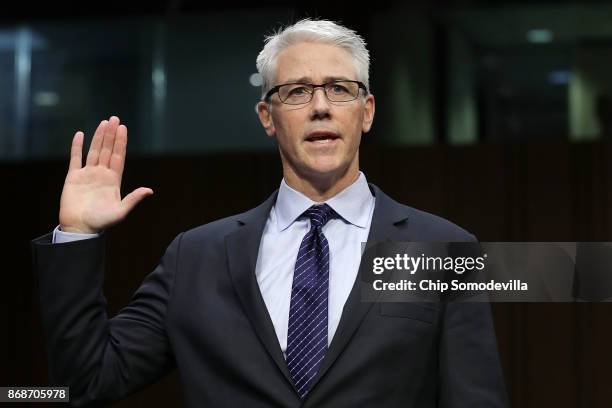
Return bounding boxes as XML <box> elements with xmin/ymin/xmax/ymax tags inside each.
<box><xmin>264</xmin><ymin>80</ymin><xmax>368</xmax><ymax>105</ymax></box>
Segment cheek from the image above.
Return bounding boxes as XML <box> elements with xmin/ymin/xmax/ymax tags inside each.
<box><xmin>344</xmin><ymin>110</ymin><xmax>365</xmax><ymax>137</ymax></box>
<box><xmin>273</xmin><ymin>124</ymin><xmax>301</xmax><ymax>156</ymax></box>
<box><xmin>273</xmin><ymin>111</ymin><xmax>298</xmax><ymax>134</ymax></box>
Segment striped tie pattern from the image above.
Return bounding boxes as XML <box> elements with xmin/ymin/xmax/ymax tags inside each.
<box><xmin>286</xmin><ymin>204</ymin><xmax>336</xmax><ymax>398</ymax></box>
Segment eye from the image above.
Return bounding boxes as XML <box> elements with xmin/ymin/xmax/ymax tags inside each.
<box><xmin>288</xmin><ymin>86</ymin><xmax>310</xmax><ymax>96</ymax></box>
<box><xmin>330</xmin><ymin>83</ymin><xmax>350</xmax><ymax>94</ymax></box>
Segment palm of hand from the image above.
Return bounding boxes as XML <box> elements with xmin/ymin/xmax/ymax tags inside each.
<box><xmin>58</xmin><ymin>116</ymin><xmax>153</xmax><ymax>234</ymax></box>
<box><xmin>60</xmin><ymin>166</ymin><xmax>123</xmax><ymax>233</ymax></box>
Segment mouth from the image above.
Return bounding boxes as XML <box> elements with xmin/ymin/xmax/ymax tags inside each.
<box><xmin>304</xmin><ymin>131</ymin><xmax>341</xmax><ymax>145</ymax></box>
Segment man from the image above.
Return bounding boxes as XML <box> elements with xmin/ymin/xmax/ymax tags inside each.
<box><xmin>32</xmin><ymin>19</ymin><xmax>508</xmax><ymax>407</ymax></box>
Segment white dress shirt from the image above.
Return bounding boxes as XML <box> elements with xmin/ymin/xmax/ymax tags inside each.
<box><xmin>53</xmin><ymin>171</ymin><xmax>376</xmax><ymax>358</ymax></box>
<box><xmin>255</xmin><ymin>172</ymin><xmax>375</xmax><ymax>357</ymax></box>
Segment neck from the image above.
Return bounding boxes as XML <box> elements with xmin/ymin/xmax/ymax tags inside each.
<box><xmin>283</xmin><ymin>163</ymin><xmax>360</xmax><ymax>202</ymax></box>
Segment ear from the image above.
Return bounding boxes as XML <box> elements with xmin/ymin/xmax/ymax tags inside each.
<box><xmin>257</xmin><ymin>101</ymin><xmax>276</xmax><ymax>138</ymax></box>
<box><xmin>361</xmin><ymin>93</ymin><xmax>375</xmax><ymax>133</ymax></box>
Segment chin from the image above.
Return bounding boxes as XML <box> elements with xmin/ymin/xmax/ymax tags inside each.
<box><xmin>303</xmin><ymin>159</ymin><xmax>348</xmax><ymax>178</ymax></box>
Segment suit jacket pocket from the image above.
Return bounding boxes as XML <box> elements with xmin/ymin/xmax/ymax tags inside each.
<box><xmin>378</xmin><ymin>302</ymin><xmax>438</xmax><ymax>324</ymax></box>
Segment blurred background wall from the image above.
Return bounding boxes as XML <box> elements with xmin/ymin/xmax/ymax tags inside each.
<box><xmin>2</xmin><ymin>1</ymin><xmax>612</xmax><ymax>407</ymax></box>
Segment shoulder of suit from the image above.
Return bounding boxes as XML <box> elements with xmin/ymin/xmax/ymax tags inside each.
<box><xmin>177</xmin><ymin>189</ymin><xmax>276</xmax><ymax>245</ymax></box>
<box><xmin>380</xmin><ymin>192</ymin><xmax>476</xmax><ymax>242</ymax></box>
<box><xmin>406</xmin><ymin>205</ymin><xmax>476</xmax><ymax>242</ymax></box>
<box><xmin>179</xmin><ymin>212</ymin><xmax>246</xmax><ymax>243</ymax></box>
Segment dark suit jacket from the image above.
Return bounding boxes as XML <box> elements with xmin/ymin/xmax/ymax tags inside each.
<box><xmin>31</xmin><ymin>184</ymin><xmax>508</xmax><ymax>407</ymax></box>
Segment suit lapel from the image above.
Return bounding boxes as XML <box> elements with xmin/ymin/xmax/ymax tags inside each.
<box><xmin>225</xmin><ymin>190</ymin><xmax>298</xmax><ymax>393</ymax></box>
<box><xmin>306</xmin><ymin>183</ymin><xmax>411</xmax><ymax>394</ymax></box>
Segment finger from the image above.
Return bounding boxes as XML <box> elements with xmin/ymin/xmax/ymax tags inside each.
<box><xmin>110</xmin><ymin>124</ymin><xmax>127</xmax><ymax>180</ymax></box>
<box><xmin>69</xmin><ymin>131</ymin><xmax>84</xmax><ymax>171</ymax></box>
<box><xmin>86</xmin><ymin>120</ymin><xmax>107</xmax><ymax>166</ymax></box>
<box><xmin>120</xmin><ymin>187</ymin><xmax>154</xmax><ymax>217</ymax></box>
<box><xmin>99</xmin><ymin>116</ymin><xmax>120</xmax><ymax>167</ymax></box>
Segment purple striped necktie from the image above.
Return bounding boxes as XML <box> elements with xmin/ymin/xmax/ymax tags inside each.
<box><xmin>286</xmin><ymin>203</ymin><xmax>337</xmax><ymax>398</ymax></box>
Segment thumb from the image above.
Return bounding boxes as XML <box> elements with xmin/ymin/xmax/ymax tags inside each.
<box><xmin>121</xmin><ymin>187</ymin><xmax>154</xmax><ymax>216</ymax></box>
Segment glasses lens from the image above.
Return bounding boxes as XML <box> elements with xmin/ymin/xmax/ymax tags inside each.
<box><xmin>325</xmin><ymin>81</ymin><xmax>360</xmax><ymax>102</ymax></box>
<box><xmin>276</xmin><ymin>81</ymin><xmax>361</xmax><ymax>104</ymax></box>
<box><xmin>279</xmin><ymin>84</ymin><xmax>313</xmax><ymax>104</ymax></box>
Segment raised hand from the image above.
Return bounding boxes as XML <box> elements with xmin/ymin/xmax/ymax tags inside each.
<box><xmin>58</xmin><ymin>116</ymin><xmax>153</xmax><ymax>234</ymax></box>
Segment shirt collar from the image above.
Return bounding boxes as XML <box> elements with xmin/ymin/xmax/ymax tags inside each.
<box><xmin>275</xmin><ymin>171</ymin><xmax>373</xmax><ymax>231</ymax></box>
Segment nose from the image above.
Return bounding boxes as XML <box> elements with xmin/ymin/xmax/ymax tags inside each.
<box><xmin>309</xmin><ymin>87</ymin><xmax>331</xmax><ymax>119</ymax></box>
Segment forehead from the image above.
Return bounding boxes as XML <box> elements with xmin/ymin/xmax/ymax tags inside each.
<box><xmin>274</xmin><ymin>42</ymin><xmax>356</xmax><ymax>84</ymax></box>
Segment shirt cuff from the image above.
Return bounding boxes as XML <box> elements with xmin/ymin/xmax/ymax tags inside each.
<box><xmin>52</xmin><ymin>225</ymin><xmax>100</xmax><ymax>244</ymax></box>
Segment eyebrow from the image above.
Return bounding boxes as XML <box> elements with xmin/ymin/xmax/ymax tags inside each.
<box><xmin>282</xmin><ymin>76</ymin><xmax>353</xmax><ymax>84</ymax></box>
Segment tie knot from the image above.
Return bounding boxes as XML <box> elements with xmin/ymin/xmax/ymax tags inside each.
<box><xmin>304</xmin><ymin>204</ymin><xmax>336</xmax><ymax>229</ymax></box>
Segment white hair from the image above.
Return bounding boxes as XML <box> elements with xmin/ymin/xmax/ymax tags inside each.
<box><xmin>256</xmin><ymin>18</ymin><xmax>370</xmax><ymax>100</ymax></box>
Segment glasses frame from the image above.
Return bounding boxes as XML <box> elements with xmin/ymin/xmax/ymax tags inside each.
<box><xmin>263</xmin><ymin>80</ymin><xmax>368</xmax><ymax>105</ymax></box>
